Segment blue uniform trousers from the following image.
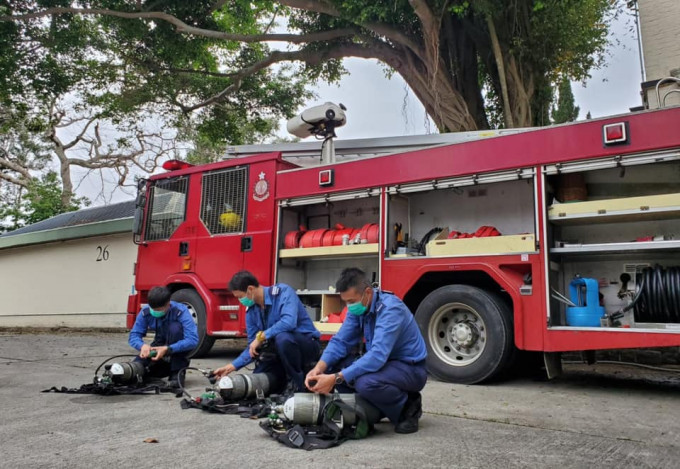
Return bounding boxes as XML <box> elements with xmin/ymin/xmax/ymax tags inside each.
<box><xmin>255</xmin><ymin>330</ymin><xmax>320</xmax><ymax>392</ymax></box>
<box><xmin>134</xmin><ymin>321</ymin><xmax>190</xmax><ymax>378</ymax></box>
<box><xmin>333</xmin><ymin>356</ymin><xmax>428</xmax><ymax>424</ymax></box>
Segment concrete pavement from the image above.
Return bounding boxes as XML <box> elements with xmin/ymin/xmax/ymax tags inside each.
<box><xmin>1</xmin><ymin>332</ymin><xmax>680</xmax><ymax>468</ymax></box>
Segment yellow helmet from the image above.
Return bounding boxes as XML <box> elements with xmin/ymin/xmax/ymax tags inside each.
<box><xmin>219</xmin><ymin>211</ymin><xmax>242</xmax><ymax>230</ymax></box>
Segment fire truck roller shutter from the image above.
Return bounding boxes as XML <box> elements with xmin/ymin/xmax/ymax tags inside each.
<box><xmin>415</xmin><ymin>285</ymin><xmax>516</xmax><ymax>384</ymax></box>
<box><xmin>171</xmin><ymin>288</ymin><xmax>215</xmax><ymax>358</ymax></box>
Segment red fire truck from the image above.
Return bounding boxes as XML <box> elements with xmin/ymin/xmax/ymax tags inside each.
<box><xmin>128</xmin><ymin>106</ymin><xmax>680</xmax><ymax>384</ymax></box>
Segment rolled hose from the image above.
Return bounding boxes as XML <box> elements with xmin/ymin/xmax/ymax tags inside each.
<box><xmin>624</xmin><ymin>265</ymin><xmax>680</xmax><ymax>323</ymax></box>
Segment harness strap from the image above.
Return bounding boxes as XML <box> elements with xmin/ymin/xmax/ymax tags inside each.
<box><xmin>42</xmin><ymin>381</ymin><xmax>174</xmax><ymax>396</ymax></box>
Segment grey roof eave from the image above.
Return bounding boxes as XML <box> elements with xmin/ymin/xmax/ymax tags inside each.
<box><xmin>0</xmin><ymin>218</ymin><xmax>133</xmax><ymax>250</ymax></box>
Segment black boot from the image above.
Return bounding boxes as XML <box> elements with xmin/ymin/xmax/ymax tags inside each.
<box><xmin>395</xmin><ymin>392</ymin><xmax>422</xmax><ymax>434</ymax></box>
<box><xmin>168</xmin><ymin>371</ymin><xmax>184</xmax><ymax>390</ymax></box>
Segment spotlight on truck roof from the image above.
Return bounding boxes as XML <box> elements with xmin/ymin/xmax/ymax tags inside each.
<box><xmin>287</xmin><ymin>102</ymin><xmax>347</xmax><ymax>139</ymax></box>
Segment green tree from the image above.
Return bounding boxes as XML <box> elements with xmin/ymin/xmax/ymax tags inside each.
<box><xmin>0</xmin><ymin>0</ymin><xmax>620</xmax><ymax>132</ymax></box>
<box><xmin>0</xmin><ymin>171</ymin><xmax>87</xmax><ymax>232</ymax></box>
<box><xmin>22</xmin><ymin>171</ymin><xmax>87</xmax><ymax>225</ymax></box>
<box><xmin>551</xmin><ymin>77</ymin><xmax>580</xmax><ymax>124</ymax></box>
<box><xmin>0</xmin><ymin>0</ymin><xmax>311</xmax><ymax>213</ymax></box>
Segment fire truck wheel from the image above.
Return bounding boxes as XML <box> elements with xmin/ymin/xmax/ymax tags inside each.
<box><xmin>171</xmin><ymin>288</ymin><xmax>215</xmax><ymax>358</ymax></box>
<box><xmin>415</xmin><ymin>285</ymin><xmax>515</xmax><ymax>384</ymax></box>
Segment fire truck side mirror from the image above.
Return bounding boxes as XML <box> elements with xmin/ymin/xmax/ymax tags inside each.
<box><xmin>287</xmin><ymin>102</ymin><xmax>347</xmax><ymax>139</ymax></box>
<box><xmin>132</xmin><ymin>208</ymin><xmax>144</xmax><ymax>237</ymax></box>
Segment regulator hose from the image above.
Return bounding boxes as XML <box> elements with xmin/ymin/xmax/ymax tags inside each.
<box><xmin>624</xmin><ymin>265</ymin><xmax>680</xmax><ymax>323</ymax></box>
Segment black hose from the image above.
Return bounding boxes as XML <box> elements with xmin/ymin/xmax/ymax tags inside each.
<box><xmin>418</xmin><ymin>227</ymin><xmax>443</xmax><ymax>255</ymax></box>
<box><xmin>625</xmin><ymin>265</ymin><xmax>680</xmax><ymax>323</ymax></box>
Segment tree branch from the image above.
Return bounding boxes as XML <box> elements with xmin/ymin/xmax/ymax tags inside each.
<box><xmin>408</xmin><ymin>0</ymin><xmax>438</xmax><ymax>31</ymax></box>
<box><xmin>277</xmin><ymin>0</ymin><xmax>423</xmax><ymax>56</ymax></box>
<box><xmin>62</xmin><ymin>116</ymin><xmax>97</xmax><ymax>150</ymax></box>
<box><xmin>275</xmin><ymin>0</ymin><xmax>340</xmax><ymax>18</ymax></box>
<box><xmin>0</xmin><ymin>156</ymin><xmax>33</xmax><ymax>183</ymax></box>
<box><xmin>0</xmin><ymin>170</ymin><xmax>30</xmax><ymax>188</ymax></box>
<box><xmin>1</xmin><ymin>7</ymin><xmax>357</xmax><ymax>44</ymax></box>
<box><xmin>173</xmin><ymin>42</ymin><xmax>405</xmax><ymax>113</ymax></box>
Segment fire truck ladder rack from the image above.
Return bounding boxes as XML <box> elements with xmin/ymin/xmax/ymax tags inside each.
<box><xmin>225</xmin><ymin>129</ymin><xmax>528</xmax><ymax>164</ymax></box>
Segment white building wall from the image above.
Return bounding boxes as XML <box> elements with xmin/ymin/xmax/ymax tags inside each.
<box><xmin>638</xmin><ymin>0</ymin><xmax>680</xmax><ymax>109</ymax></box>
<box><xmin>0</xmin><ymin>233</ymin><xmax>137</xmax><ymax>328</ymax></box>
<box><xmin>639</xmin><ymin>0</ymin><xmax>680</xmax><ymax>80</ymax></box>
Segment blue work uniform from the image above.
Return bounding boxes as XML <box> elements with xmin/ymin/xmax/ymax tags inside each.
<box><xmin>232</xmin><ymin>284</ymin><xmax>321</xmax><ymax>391</ymax></box>
<box><xmin>320</xmin><ymin>289</ymin><xmax>428</xmax><ymax>423</ymax></box>
<box><xmin>129</xmin><ymin>301</ymin><xmax>199</xmax><ymax>378</ymax></box>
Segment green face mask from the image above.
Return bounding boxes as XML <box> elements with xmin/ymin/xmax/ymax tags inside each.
<box><xmin>149</xmin><ymin>307</ymin><xmax>166</xmax><ymax>318</ymax></box>
<box><xmin>238</xmin><ymin>290</ymin><xmax>255</xmax><ymax>308</ymax></box>
<box><xmin>239</xmin><ymin>296</ymin><xmax>255</xmax><ymax>308</ymax></box>
<box><xmin>347</xmin><ymin>291</ymin><xmax>368</xmax><ymax>316</ymax></box>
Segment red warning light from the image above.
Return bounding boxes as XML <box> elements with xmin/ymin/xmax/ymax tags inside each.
<box><xmin>603</xmin><ymin>122</ymin><xmax>627</xmax><ymax>145</ymax></box>
<box><xmin>162</xmin><ymin>160</ymin><xmax>193</xmax><ymax>171</ymax></box>
<box><xmin>319</xmin><ymin>169</ymin><xmax>334</xmax><ymax>186</ymax></box>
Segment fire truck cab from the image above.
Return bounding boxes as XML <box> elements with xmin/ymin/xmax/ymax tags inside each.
<box><xmin>129</xmin><ymin>106</ymin><xmax>680</xmax><ymax>384</ymax></box>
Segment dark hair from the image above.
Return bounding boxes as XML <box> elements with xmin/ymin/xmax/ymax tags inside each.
<box><xmin>229</xmin><ymin>270</ymin><xmax>260</xmax><ymax>292</ymax></box>
<box><xmin>148</xmin><ymin>286</ymin><xmax>171</xmax><ymax>308</ymax></box>
<box><xmin>335</xmin><ymin>268</ymin><xmax>371</xmax><ymax>293</ymax></box>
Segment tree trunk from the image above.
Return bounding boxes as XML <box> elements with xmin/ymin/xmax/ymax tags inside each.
<box><xmin>385</xmin><ymin>45</ymin><xmax>477</xmax><ymax>132</ymax></box>
<box><xmin>52</xmin><ymin>144</ymin><xmax>74</xmax><ymax>208</ymax></box>
<box><xmin>504</xmin><ymin>55</ymin><xmax>534</xmax><ymax>128</ymax></box>
<box><xmin>486</xmin><ymin>15</ymin><xmax>514</xmax><ymax>128</ymax></box>
<box><xmin>441</xmin><ymin>14</ymin><xmax>489</xmax><ymax>130</ymax></box>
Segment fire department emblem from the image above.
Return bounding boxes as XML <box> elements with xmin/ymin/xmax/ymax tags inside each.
<box><xmin>253</xmin><ymin>172</ymin><xmax>270</xmax><ymax>202</ymax></box>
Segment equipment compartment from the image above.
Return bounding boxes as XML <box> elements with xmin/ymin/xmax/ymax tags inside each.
<box><xmin>386</xmin><ymin>178</ymin><xmax>536</xmax><ymax>258</ymax></box>
<box><xmin>276</xmin><ymin>194</ymin><xmax>381</xmax><ymax>323</ymax></box>
<box><xmin>545</xmin><ymin>159</ymin><xmax>680</xmax><ymax>329</ymax></box>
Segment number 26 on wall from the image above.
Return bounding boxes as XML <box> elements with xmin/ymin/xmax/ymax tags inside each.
<box><xmin>96</xmin><ymin>245</ymin><xmax>110</xmax><ymax>262</ymax></box>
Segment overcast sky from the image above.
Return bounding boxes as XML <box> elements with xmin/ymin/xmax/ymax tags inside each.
<box><xmin>81</xmin><ymin>9</ymin><xmax>644</xmax><ymax>204</ymax></box>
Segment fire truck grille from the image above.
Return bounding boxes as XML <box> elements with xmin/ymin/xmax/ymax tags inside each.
<box><xmin>201</xmin><ymin>167</ymin><xmax>248</xmax><ymax>235</ymax></box>
<box><xmin>144</xmin><ymin>176</ymin><xmax>189</xmax><ymax>241</ymax></box>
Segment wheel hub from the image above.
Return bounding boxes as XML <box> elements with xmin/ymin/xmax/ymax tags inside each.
<box><xmin>428</xmin><ymin>302</ymin><xmax>488</xmax><ymax>367</ymax></box>
<box><xmin>451</xmin><ymin>322</ymin><xmax>478</xmax><ymax>348</ymax></box>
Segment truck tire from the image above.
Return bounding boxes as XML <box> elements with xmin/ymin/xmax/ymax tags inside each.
<box><xmin>415</xmin><ymin>284</ymin><xmax>515</xmax><ymax>384</ymax></box>
<box><xmin>171</xmin><ymin>288</ymin><xmax>215</xmax><ymax>358</ymax></box>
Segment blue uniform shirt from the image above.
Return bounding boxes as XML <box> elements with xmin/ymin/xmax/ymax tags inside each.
<box><xmin>128</xmin><ymin>300</ymin><xmax>199</xmax><ymax>354</ymax></box>
<box><xmin>232</xmin><ymin>284</ymin><xmax>321</xmax><ymax>370</ymax></box>
<box><xmin>320</xmin><ymin>289</ymin><xmax>427</xmax><ymax>384</ymax></box>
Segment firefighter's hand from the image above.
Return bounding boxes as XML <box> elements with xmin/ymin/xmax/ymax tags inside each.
<box><xmin>304</xmin><ymin>368</ymin><xmax>322</xmax><ymax>391</ymax></box>
<box><xmin>309</xmin><ymin>373</ymin><xmax>335</xmax><ymax>395</ymax></box>
<box><xmin>249</xmin><ymin>338</ymin><xmax>263</xmax><ymax>358</ymax></box>
<box><xmin>213</xmin><ymin>363</ymin><xmax>236</xmax><ymax>378</ymax></box>
<box><xmin>140</xmin><ymin>344</ymin><xmax>152</xmax><ymax>359</ymax></box>
<box><xmin>151</xmin><ymin>346</ymin><xmax>168</xmax><ymax>361</ymax></box>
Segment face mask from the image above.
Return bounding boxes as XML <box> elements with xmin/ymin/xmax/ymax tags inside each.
<box><xmin>347</xmin><ymin>291</ymin><xmax>368</xmax><ymax>316</ymax></box>
<box><xmin>149</xmin><ymin>307</ymin><xmax>166</xmax><ymax>318</ymax></box>
<box><xmin>239</xmin><ymin>290</ymin><xmax>255</xmax><ymax>308</ymax></box>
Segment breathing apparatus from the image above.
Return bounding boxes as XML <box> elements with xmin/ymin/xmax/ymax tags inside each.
<box><xmin>93</xmin><ymin>350</ymin><xmax>165</xmax><ymax>389</ymax></box>
<box><xmin>273</xmin><ymin>392</ymin><xmax>381</xmax><ymax>426</ymax></box>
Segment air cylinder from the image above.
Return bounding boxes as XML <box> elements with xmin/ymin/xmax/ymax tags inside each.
<box><xmin>217</xmin><ymin>373</ymin><xmax>278</xmax><ymax>400</ymax></box>
<box><xmin>281</xmin><ymin>393</ymin><xmax>381</xmax><ymax>426</ymax></box>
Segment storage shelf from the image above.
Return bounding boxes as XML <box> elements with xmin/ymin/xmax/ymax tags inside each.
<box><xmin>279</xmin><ymin>243</ymin><xmax>380</xmax><ymax>259</ymax></box>
<box><xmin>426</xmin><ymin>234</ymin><xmax>536</xmax><ymax>257</ymax></box>
<box><xmin>295</xmin><ymin>290</ymin><xmax>336</xmax><ymax>296</ymax></box>
<box><xmin>314</xmin><ymin>321</ymin><xmax>342</xmax><ymax>335</ymax></box>
<box><xmin>551</xmin><ymin>240</ymin><xmax>680</xmax><ymax>255</ymax></box>
<box><xmin>548</xmin><ymin>193</ymin><xmax>680</xmax><ymax>224</ymax></box>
